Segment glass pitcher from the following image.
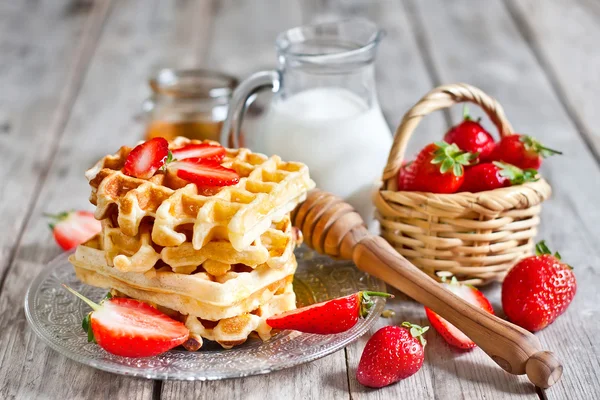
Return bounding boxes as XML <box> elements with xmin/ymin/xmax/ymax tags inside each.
<box><xmin>221</xmin><ymin>19</ymin><xmax>392</xmax><ymax>227</ymax></box>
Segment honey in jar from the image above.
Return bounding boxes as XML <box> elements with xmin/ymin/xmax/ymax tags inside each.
<box><xmin>143</xmin><ymin>69</ymin><xmax>239</xmax><ymax>145</ymax></box>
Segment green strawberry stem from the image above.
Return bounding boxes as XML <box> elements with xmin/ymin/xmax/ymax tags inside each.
<box><xmin>519</xmin><ymin>135</ymin><xmax>563</xmax><ymax>158</ymax></box>
<box><xmin>401</xmin><ymin>321</ymin><xmax>429</xmax><ymax>346</ymax></box>
<box><xmin>44</xmin><ymin>211</ymin><xmax>72</xmax><ymax>229</ymax></box>
<box><xmin>62</xmin><ymin>284</ymin><xmax>101</xmax><ymax>311</ymax></box>
<box><xmin>494</xmin><ymin>161</ymin><xmax>539</xmax><ymax>185</ymax></box>
<box><xmin>359</xmin><ymin>291</ymin><xmax>393</xmax><ymax>318</ymax></box>
<box><xmin>431</xmin><ymin>141</ymin><xmax>478</xmax><ymax>176</ymax></box>
<box><xmin>462</xmin><ymin>105</ymin><xmax>471</xmax><ymax>121</ymax></box>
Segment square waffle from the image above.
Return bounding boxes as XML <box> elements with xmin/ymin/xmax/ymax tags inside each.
<box><xmin>70</xmin><ymin>235</ymin><xmax>297</xmax><ymax>321</ymax></box>
<box><xmin>99</xmin><ymin>214</ymin><xmax>300</xmax><ymax>275</ymax></box>
<box><xmin>85</xmin><ymin>137</ymin><xmax>315</xmax><ymax>252</ymax></box>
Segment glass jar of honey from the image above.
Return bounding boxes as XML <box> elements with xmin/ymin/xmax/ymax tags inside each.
<box><xmin>143</xmin><ymin>69</ymin><xmax>238</xmax><ymax>145</ymax></box>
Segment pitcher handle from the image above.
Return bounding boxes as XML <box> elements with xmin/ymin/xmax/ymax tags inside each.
<box><xmin>220</xmin><ymin>70</ymin><xmax>281</xmax><ymax>148</ymax></box>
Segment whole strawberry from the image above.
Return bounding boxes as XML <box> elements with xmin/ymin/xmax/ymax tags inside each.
<box><xmin>402</xmin><ymin>142</ymin><xmax>477</xmax><ymax>193</ymax></box>
<box><xmin>444</xmin><ymin>106</ymin><xmax>496</xmax><ymax>161</ymax></box>
<box><xmin>490</xmin><ymin>134</ymin><xmax>561</xmax><ymax>170</ymax></box>
<box><xmin>356</xmin><ymin>322</ymin><xmax>428</xmax><ymax>388</ymax></box>
<box><xmin>396</xmin><ymin>161</ymin><xmax>414</xmax><ymax>190</ymax></box>
<box><xmin>460</xmin><ymin>162</ymin><xmax>538</xmax><ymax>193</ymax></box>
<box><xmin>266</xmin><ymin>291</ymin><xmax>392</xmax><ymax>334</ymax></box>
<box><xmin>502</xmin><ymin>241</ymin><xmax>576</xmax><ymax>332</ymax></box>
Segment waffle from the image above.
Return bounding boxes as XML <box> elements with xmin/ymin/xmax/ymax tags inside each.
<box><xmin>85</xmin><ymin>137</ymin><xmax>315</xmax><ymax>251</ymax></box>
<box><xmin>70</xmin><ymin>235</ymin><xmax>297</xmax><ymax>321</ymax></box>
<box><xmin>182</xmin><ymin>283</ymin><xmax>296</xmax><ymax>350</ymax></box>
<box><xmin>100</xmin><ymin>214</ymin><xmax>299</xmax><ymax>275</ymax></box>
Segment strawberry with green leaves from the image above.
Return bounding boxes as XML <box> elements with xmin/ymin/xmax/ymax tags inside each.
<box><xmin>425</xmin><ymin>275</ymin><xmax>494</xmax><ymax>349</ymax></box>
<box><xmin>266</xmin><ymin>291</ymin><xmax>392</xmax><ymax>334</ymax></box>
<box><xmin>46</xmin><ymin>210</ymin><xmax>101</xmax><ymax>251</ymax></box>
<box><xmin>444</xmin><ymin>106</ymin><xmax>496</xmax><ymax>161</ymax></box>
<box><xmin>490</xmin><ymin>134</ymin><xmax>561</xmax><ymax>170</ymax></box>
<box><xmin>356</xmin><ymin>322</ymin><xmax>429</xmax><ymax>388</ymax></box>
<box><xmin>401</xmin><ymin>142</ymin><xmax>477</xmax><ymax>193</ymax></box>
<box><xmin>502</xmin><ymin>241</ymin><xmax>576</xmax><ymax>332</ymax></box>
<box><xmin>63</xmin><ymin>286</ymin><xmax>189</xmax><ymax>357</ymax></box>
<box><xmin>460</xmin><ymin>161</ymin><xmax>538</xmax><ymax>193</ymax></box>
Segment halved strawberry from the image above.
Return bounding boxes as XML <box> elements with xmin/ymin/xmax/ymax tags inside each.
<box><xmin>171</xmin><ymin>143</ymin><xmax>226</xmax><ymax>162</ymax></box>
<box><xmin>167</xmin><ymin>158</ymin><xmax>240</xmax><ymax>187</ymax></box>
<box><xmin>63</xmin><ymin>286</ymin><xmax>189</xmax><ymax>358</ymax></box>
<box><xmin>122</xmin><ymin>137</ymin><xmax>169</xmax><ymax>179</ymax></box>
<box><xmin>46</xmin><ymin>210</ymin><xmax>101</xmax><ymax>251</ymax></box>
<box><xmin>425</xmin><ymin>277</ymin><xmax>494</xmax><ymax>349</ymax></box>
<box><xmin>266</xmin><ymin>291</ymin><xmax>392</xmax><ymax>334</ymax></box>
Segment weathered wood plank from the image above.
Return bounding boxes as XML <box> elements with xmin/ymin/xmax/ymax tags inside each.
<box><xmin>506</xmin><ymin>0</ymin><xmax>600</xmax><ymax>162</ymax></box>
<box><xmin>0</xmin><ymin>0</ymin><xmax>109</xmax><ymax>288</ymax></box>
<box><xmin>409</xmin><ymin>0</ymin><xmax>600</xmax><ymax>399</ymax></box>
<box><xmin>160</xmin><ymin>1</ymin><xmax>349</xmax><ymax>398</ymax></box>
<box><xmin>0</xmin><ymin>1</ymin><xmax>214</xmax><ymax>399</ymax></box>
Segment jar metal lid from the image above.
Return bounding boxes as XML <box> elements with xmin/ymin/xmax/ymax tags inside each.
<box><xmin>149</xmin><ymin>69</ymin><xmax>238</xmax><ymax>99</ymax></box>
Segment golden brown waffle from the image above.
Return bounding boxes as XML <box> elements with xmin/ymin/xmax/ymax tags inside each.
<box><xmin>99</xmin><ymin>214</ymin><xmax>298</xmax><ymax>275</ymax></box>
<box><xmin>85</xmin><ymin>137</ymin><xmax>315</xmax><ymax>251</ymax></box>
<box><xmin>70</xmin><ymin>235</ymin><xmax>297</xmax><ymax>321</ymax></box>
<box><xmin>182</xmin><ymin>283</ymin><xmax>295</xmax><ymax>350</ymax></box>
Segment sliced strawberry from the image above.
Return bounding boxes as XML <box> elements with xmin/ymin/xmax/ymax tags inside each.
<box><xmin>266</xmin><ymin>291</ymin><xmax>392</xmax><ymax>334</ymax></box>
<box><xmin>425</xmin><ymin>278</ymin><xmax>494</xmax><ymax>349</ymax></box>
<box><xmin>122</xmin><ymin>137</ymin><xmax>169</xmax><ymax>179</ymax></box>
<box><xmin>46</xmin><ymin>210</ymin><xmax>101</xmax><ymax>251</ymax></box>
<box><xmin>63</xmin><ymin>286</ymin><xmax>189</xmax><ymax>358</ymax></box>
<box><xmin>171</xmin><ymin>143</ymin><xmax>226</xmax><ymax>162</ymax></box>
<box><xmin>168</xmin><ymin>158</ymin><xmax>240</xmax><ymax>187</ymax></box>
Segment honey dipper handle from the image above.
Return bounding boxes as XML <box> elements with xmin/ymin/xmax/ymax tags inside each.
<box><xmin>353</xmin><ymin>235</ymin><xmax>562</xmax><ymax>389</ymax></box>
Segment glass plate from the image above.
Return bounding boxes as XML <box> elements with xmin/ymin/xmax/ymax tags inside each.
<box><xmin>25</xmin><ymin>247</ymin><xmax>386</xmax><ymax>380</ymax></box>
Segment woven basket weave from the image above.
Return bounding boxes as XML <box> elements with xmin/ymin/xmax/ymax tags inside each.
<box><xmin>374</xmin><ymin>83</ymin><xmax>552</xmax><ymax>286</ymax></box>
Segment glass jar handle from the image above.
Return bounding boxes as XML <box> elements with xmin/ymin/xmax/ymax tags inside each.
<box><xmin>220</xmin><ymin>70</ymin><xmax>281</xmax><ymax>147</ymax></box>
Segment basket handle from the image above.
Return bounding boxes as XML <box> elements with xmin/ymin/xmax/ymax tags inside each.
<box><xmin>381</xmin><ymin>83</ymin><xmax>514</xmax><ymax>190</ymax></box>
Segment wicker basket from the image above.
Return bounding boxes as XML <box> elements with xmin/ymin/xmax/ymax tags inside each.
<box><xmin>373</xmin><ymin>83</ymin><xmax>552</xmax><ymax>286</ymax></box>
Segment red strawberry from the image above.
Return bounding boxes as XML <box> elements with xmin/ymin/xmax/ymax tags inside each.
<box><xmin>63</xmin><ymin>286</ymin><xmax>189</xmax><ymax>357</ymax></box>
<box><xmin>444</xmin><ymin>106</ymin><xmax>496</xmax><ymax>161</ymax></box>
<box><xmin>490</xmin><ymin>134</ymin><xmax>561</xmax><ymax>170</ymax></box>
<box><xmin>266</xmin><ymin>291</ymin><xmax>392</xmax><ymax>334</ymax></box>
<box><xmin>122</xmin><ymin>137</ymin><xmax>169</xmax><ymax>179</ymax></box>
<box><xmin>460</xmin><ymin>161</ymin><xmax>538</xmax><ymax>193</ymax></box>
<box><xmin>425</xmin><ymin>276</ymin><xmax>494</xmax><ymax>349</ymax></box>
<box><xmin>171</xmin><ymin>143</ymin><xmax>226</xmax><ymax>162</ymax></box>
<box><xmin>167</xmin><ymin>158</ymin><xmax>240</xmax><ymax>187</ymax></box>
<box><xmin>402</xmin><ymin>142</ymin><xmax>477</xmax><ymax>193</ymax></box>
<box><xmin>502</xmin><ymin>241</ymin><xmax>576</xmax><ymax>332</ymax></box>
<box><xmin>46</xmin><ymin>210</ymin><xmax>101</xmax><ymax>251</ymax></box>
<box><xmin>396</xmin><ymin>161</ymin><xmax>414</xmax><ymax>190</ymax></box>
<box><xmin>356</xmin><ymin>322</ymin><xmax>428</xmax><ymax>388</ymax></box>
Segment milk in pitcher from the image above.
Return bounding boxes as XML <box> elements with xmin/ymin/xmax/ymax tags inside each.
<box><xmin>253</xmin><ymin>87</ymin><xmax>392</xmax><ymax>226</ymax></box>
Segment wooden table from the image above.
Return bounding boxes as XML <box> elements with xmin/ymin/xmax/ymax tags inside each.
<box><xmin>1</xmin><ymin>0</ymin><xmax>599</xmax><ymax>399</ymax></box>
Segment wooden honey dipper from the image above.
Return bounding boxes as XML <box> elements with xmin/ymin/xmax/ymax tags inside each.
<box><xmin>292</xmin><ymin>189</ymin><xmax>562</xmax><ymax>389</ymax></box>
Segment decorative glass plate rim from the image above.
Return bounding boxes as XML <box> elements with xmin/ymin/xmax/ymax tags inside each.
<box><xmin>25</xmin><ymin>250</ymin><xmax>386</xmax><ymax>381</ymax></box>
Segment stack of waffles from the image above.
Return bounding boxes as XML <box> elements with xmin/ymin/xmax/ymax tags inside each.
<box><xmin>69</xmin><ymin>137</ymin><xmax>315</xmax><ymax>350</ymax></box>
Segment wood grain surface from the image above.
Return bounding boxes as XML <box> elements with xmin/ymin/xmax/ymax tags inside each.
<box><xmin>0</xmin><ymin>0</ymin><xmax>598</xmax><ymax>399</ymax></box>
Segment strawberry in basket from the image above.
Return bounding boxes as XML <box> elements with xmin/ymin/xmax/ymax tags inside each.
<box><xmin>444</xmin><ymin>106</ymin><xmax>496</xmax><ymax>161</ymax></box>
<box><xmin>397</xmin><ymin>142</ymin><xmax>477</xmax><ymax>193</ymax></box>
